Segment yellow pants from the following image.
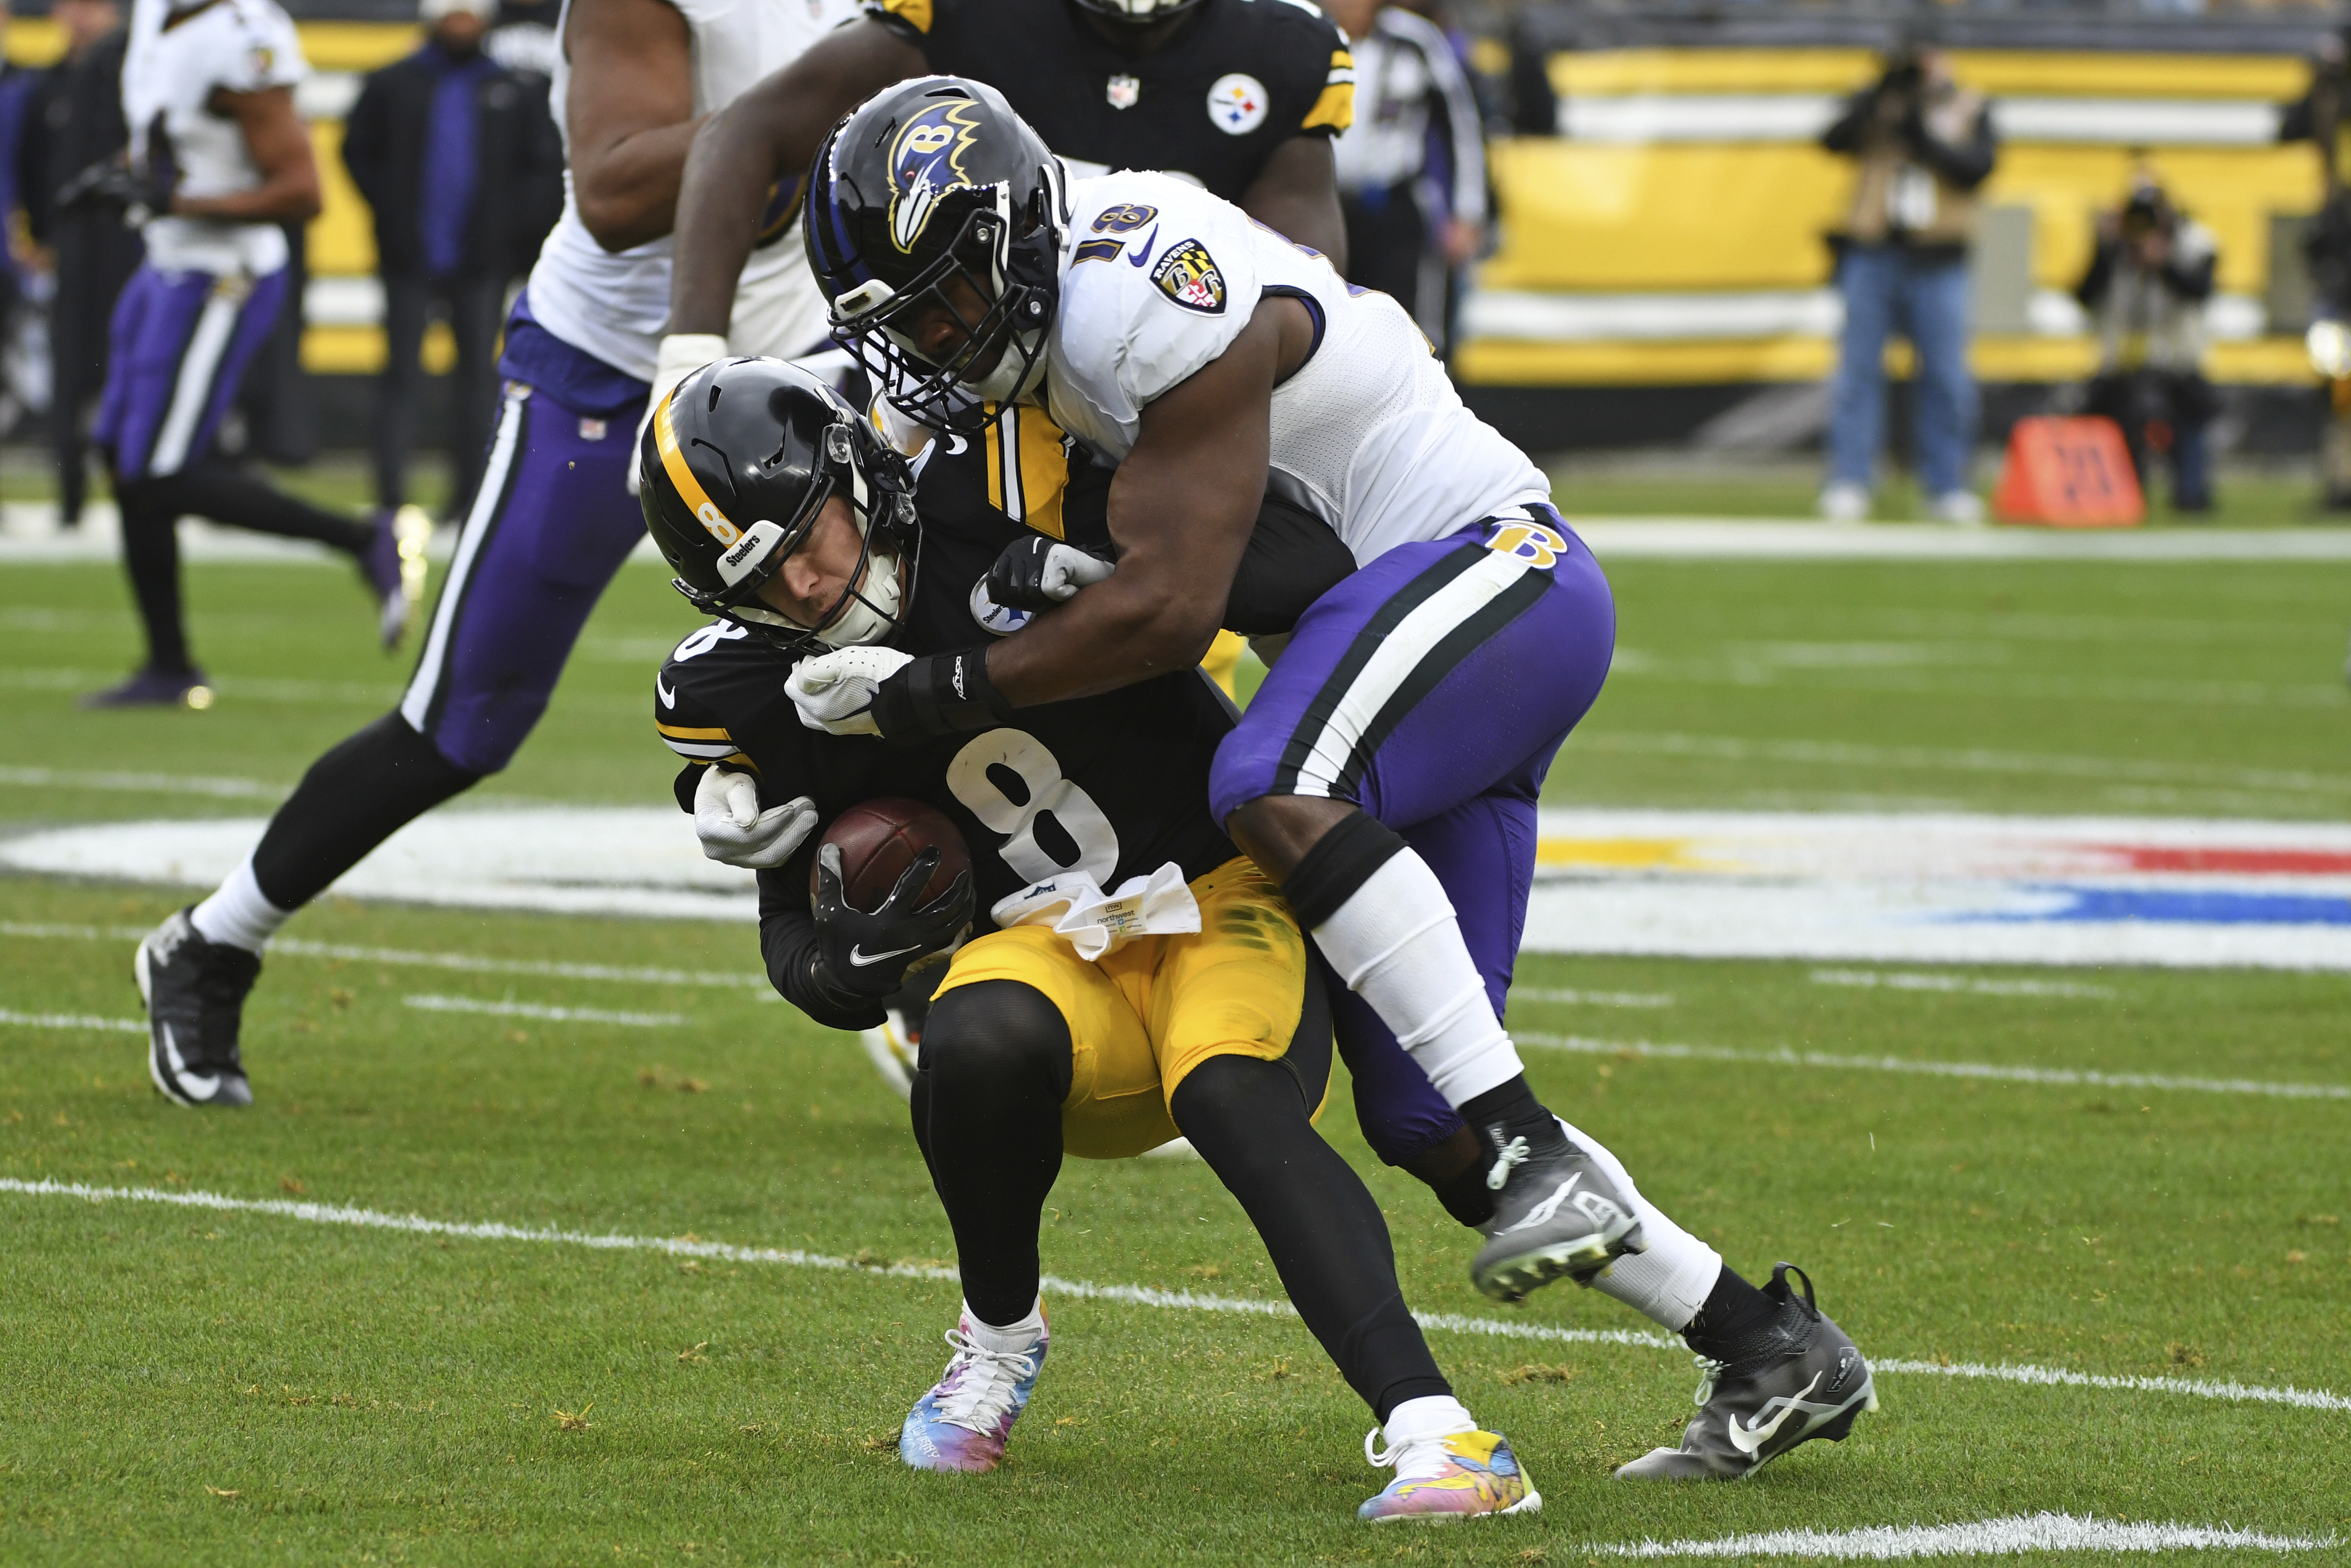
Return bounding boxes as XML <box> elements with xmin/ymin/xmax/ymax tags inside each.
<box><xmin>932</xmin><ymin>857</ymin><xmax>1327</xmax><ymax>1159</ymax></box>
<box><xmin>1199</xmin><ymin>629</ymin><xmax>1248</xmax><ymax>702</ymax></box>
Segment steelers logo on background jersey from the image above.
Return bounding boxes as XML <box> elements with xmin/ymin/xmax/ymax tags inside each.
<box><xmin>1206</xmin><ymin>73</ymin><xmax>1269</xmax><ymax>136</ymax></box>
<box><xmin>1151</xmin><ymin>239</ymin><xmax>1227</xmax><ymax>314</ymax></box>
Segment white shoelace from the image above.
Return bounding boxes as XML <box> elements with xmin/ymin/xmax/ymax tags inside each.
<box><xmin>1483</xmin><ymin>1135</ymin><xmax>1530</xmax><ymax>1192</ymax></box>
<box><xmin>1690</xmin><ymin>1354</ymin><xmax>1729</xmax><ymax>1408</ymax></box>
<box><xmin>932</xmin><ymin>1328</ymin><xmax>1038</xmax><ymax>1433</ymax></box>
<box><xmin>1364</xmin><ymin>1426</ymin><xmax>1470</xmax><ymax>1482</ymax></box>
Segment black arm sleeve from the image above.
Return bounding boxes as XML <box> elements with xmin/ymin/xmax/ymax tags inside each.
<box><xmin>2076</xmin><ymin>238</ymin><xmax>2118</xmax><ymax>308</ymax></box>
<box><xmin>1908</xmin><ymin>105</ymin><xmax>1996</xmax><ymax>192</ymax></box>
<box><xmin>2161</xmin><ymin>249</ymin><xmax>2218</xmax><ymax>303</ymax></box>
<box><xmin>758</xmin><ymin>865</ymin><xmax>887</xmax><ymax>1031</ymax></box>
<box><xmin>1224</xmin><ymin>492</ymin><xmax>1361</xmax><ymax>636</ymax></box>
<box><xmin>1821</xmin><ymin>88</ymin><xmax>1877</xmax><ymax>154</ymax></box>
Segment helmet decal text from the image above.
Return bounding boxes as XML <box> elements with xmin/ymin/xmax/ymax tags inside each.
<box><xmin>653</xmin><ymin>389</ymin><xmax>741</xmax><ymax>548</ymax></box>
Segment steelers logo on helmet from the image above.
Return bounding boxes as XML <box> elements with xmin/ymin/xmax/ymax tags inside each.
<box><xmin>637</xmin><ymin>357</ymin><xmax>923</xmax><ymax>656</ymax></box>
<box><xmin>803</xmin><ymin>78</ymin><xmax>1068</xmax><ymax>437</ymax></box>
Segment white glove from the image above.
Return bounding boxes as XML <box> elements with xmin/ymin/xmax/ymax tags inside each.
<box><xmin>631</xmin><ymin>332</ymin><xmax>731</xmax><ymax>496</ymax></box>
<box><xmin>786</xmin><ymin>646</ymin><xmax>914</xmax><ymax>736</ymax></box>
<box><xmin>693</xmin><ymin>764</ymin><xmax>816</xmax><ymax>870</ymax></box>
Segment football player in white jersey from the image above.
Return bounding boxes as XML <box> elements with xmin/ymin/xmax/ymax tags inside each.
<box><xmin>80</xmin><ymin>0</ymin><xmax>428</xmax><ymax>708</ymax></box>
<box><xmin>133</xmin><ymin>0</ymin><xmax>851</xmax><ymax>1108</ymax></box>
<box><xmin>779</xmin><ymin>79</ymin><xmax>1877</xmax><ymax>1483</ymax></box>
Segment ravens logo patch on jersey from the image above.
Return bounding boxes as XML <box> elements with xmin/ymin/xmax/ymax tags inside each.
<box><xmin>1151</xmin><ymin>239</ymin><xmax>1227</xmax><ymax>313</ymax></box>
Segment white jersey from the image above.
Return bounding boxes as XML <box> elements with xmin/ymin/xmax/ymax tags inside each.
<box><xmin>524</xmin><ymin>0</ymin><xmax>860</xmax><ymax>382</ymax></box>
<box><xmin>1042</xmin><ymin>172</ymin><xmax>1544</xmax><ymax>566</ymax></box>
<box><xmin>122</xmin><ymin>0</ymin><xmax>306</xmax><ymax>276</ymax></box>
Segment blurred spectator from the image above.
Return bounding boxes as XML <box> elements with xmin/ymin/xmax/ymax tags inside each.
<box><xmin>2278</xmin><ymin>28</ymin><xmax>2351</xmax><ymax>508</ymax></box>
<box><xmin>1322</xmin><ymin>0</ymin><xmax>1486</xmax><ymax>356</ymax></box>
<box><xmin>1498</xmin><ymin>14</ymin><xmax>1556</xmax><ymax>138</ymax></box>
<box><xmin>21</xmin><ymin>0</ymin><xmax>139</xmax><ymax>528</ymax></box>
<box><xmin>0</xmin><ymin>0</ymin><xmax>41</xmax><ymax>428</ymax></box>
<box><xmin>1819</xmin><ymin>44</ymin><xmax>1996</xmax><ymax>525</ymax></box>
<box><xmin>2076</xmin><ymin>177</ymin><xmax>2218</xmax><ymax>514</ymax></box>
<box><xmin>341</xmin><ymin>0</ymin><xmax>561</xmax><ymax>519</ymax></box>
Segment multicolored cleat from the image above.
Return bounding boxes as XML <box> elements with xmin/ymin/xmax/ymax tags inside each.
<box><xmin>898</xmin><ymin>1311</ymin><xmax>1048</xmax><ymax>1474</ymax></box>
<box><xmin>1358</xmin><ymin>1427</ymin><xmax>1542</xmax><ymax>1523</ymax></box>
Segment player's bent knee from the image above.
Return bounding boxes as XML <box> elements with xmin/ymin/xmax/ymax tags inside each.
<box><xmin>921</xmin><ymin>980</ymin><xmax>1073</xmax><ymax>1103</ymax></box>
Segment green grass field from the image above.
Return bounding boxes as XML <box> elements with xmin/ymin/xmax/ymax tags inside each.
<box><xmin>4</xmin><ymin>524</ymin><xmax>2350</xmax><ymax>1563</ymax></box>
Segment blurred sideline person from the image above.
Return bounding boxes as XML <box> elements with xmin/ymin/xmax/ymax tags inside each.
<box><xmin>1819</xmin><ymin>42</ymin><xmax>1996</xmax><ymax>525</ymax></box>
<box><xmin>20</xmin><ymin>0</ymin><xmax>140</xmax><ymax>529</ymax></box>
<box><xmin>78</xmin><ymin>0</ymin><xmax>423</xmax><ymax>708</ymax></box>
<box><xmin>341</xmin><ymin>0</ymin><xmax>562</xmax><ymax>520</ymax></box>
<box><xmin>2077</xmin><ymin>177</ymin><xmax>2218</xmax><ymax>515</ymax></box>
<box><xmin>0</xmin><ymin>1</ymin><xmax>40</xmax><ymax>420</ymax></box>
<box><xmin>132</xmin><ymin>0</ymin><xmax>852</xmax><ymax>1104</ymax></box>
<box><xmin>2278</xmin><ymin>27</ymin><xmax>2351</xmax><ymax>510</ymax></box>
<box><xmin>1320</xmin><ymin>0</ymin><xmax>1485</xmax><ymax>357</ymax></box>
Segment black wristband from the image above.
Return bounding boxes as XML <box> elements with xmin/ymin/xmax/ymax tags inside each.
<box><xmin>871</xmin><ymin>648</ymin><xmax>1016</xmax><ymax>742</ymax></box>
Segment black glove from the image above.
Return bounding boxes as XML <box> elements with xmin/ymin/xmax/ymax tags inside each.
<box><xmin>870</xmin><ymin>648</ymin><xmax>1016</xmax><ymax>744</ymax></box>
<box><xmin>809</xmin><ymin>842</ymin><xmax>974</xmax><ymax>1001</ymax></box>
<box><xmin>57</xmin><ymin>157</ymin><xmax>173</xmax><ymax>227</ymax></box>
<box><xmin>985</xmin><ymin>533</ymin><xmax>1116</xmax><ymax>612</ymax></box>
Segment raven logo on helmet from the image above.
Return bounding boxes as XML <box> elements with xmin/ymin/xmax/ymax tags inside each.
<box><xmin>888</xmin><ymin>98</ymin><xmax>985</xmax><ymax>253</ymax></box>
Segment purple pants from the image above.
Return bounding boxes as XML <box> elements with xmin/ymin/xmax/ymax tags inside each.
<box><xmin>1209</xmin><ymin>506</ymin><xmax>1616</xmax><ymax>1165</ymax></box>
<box><xmin>398</xmin><ymin>380</ymin><xmax>649</xmax><ymax>774</ymax></box>
<box><xmin>96</xmin><ymin>264</ymin><xmax>289</xmax><ymax>481</ymax></box>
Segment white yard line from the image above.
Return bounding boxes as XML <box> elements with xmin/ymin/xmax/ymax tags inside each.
<box><xmin>0</xmin><ymin>923</ymin><xmax>771</xmax><ymax>991</ymax></box>
<box><xmin>0</xmin><ymin>1010</ymin><xmax>145</xmax><ymax>1035</ymax></box>
<box><xmin>0</xmin><ymin>766</ymin><xmax>288</xmax><ymax>800</ymax></box>
<box><xmin>1510</xmin><ymin>988</ymin><xmax>1677</xmax><ymax>1009</ymax></box>
<box><xmin>1810</xmin><ymin>969</ymin><xmax>2116</xmax><ymax>1000</ymax></box>
<box><xmin>402</xmin><ymin>995</ymin><xmax>687</xmax><ymax>1028</ymax></box>
<box><xmin>3</xmin><ymin>1178</ymin><xmax>2343</xmax><ymax>1414</ymax></box>
<box><xmin>1519</xmin><ymin>1032</ymin><xmax>2351</xmax><ymax>1101</ymax></box>
<box><xmin>1588</xmin><ymin>1512</ymin><xmax>2333</xmax><ymax>1558</ymax></box>
<box><xmin>1569</xmin><ymin>520</ymin><xmax>2351</xmax><ymax>562</ymax></box>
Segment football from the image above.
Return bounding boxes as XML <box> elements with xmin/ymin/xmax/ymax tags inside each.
<box><xmin>813</xmin><ymin>797</ymin><xmax>971</xmax><ymax>912</ymax></box>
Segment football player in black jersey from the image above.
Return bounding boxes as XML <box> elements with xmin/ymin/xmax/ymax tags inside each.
<box><xmin>642</xmin><ymin>356</ymin><xmax>1544</xmax><ymax>1519</ymax></box>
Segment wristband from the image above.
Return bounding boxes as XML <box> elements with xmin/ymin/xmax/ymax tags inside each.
<box><xmin>871</xmin><ymin>647</ymin><xmax>1016</xmax><ymax>742</ymax></box>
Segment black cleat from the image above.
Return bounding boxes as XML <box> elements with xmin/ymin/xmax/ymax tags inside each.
<box><xmin>1469</xmin><ymin>1124</ymin><xmax>1645</xmax><ymax>1302</ymax></box>
<box><xmin>1614</xmin><ymin>1262</ymin><xmax>1876</xmax><ymax>1481</ymax></box>
<box><xmin>80</xmin><ymin>666</ymin><xmax>213</xmax><ymax>709</ymax></box>
<box><xmin>135</xmin><ymin>908</ymin><xmax>260</xmax><ymax>1108</ymax></box>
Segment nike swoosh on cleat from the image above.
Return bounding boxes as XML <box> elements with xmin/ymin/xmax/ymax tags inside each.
<box><xmin>160</xmin><ymin>1023</ymin><xmax>220</xmax><ymax>1101</ymax></box>
<box><xmin>1725</xmin><ymin>1372</ymin><xmax>1824</xmax><ymax>1457</ymax></box>
<box><xmin>1127</xmin><ymin>227</ymin><xmax>1159</xmax><ymax>264</ymax></box>
<box><xmin>848</xmin><ymin>943</ymin><xmax>922</xmax><ymax>967</ymax></box>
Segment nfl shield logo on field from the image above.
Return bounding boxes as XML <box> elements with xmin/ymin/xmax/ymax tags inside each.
<box><xmin>1206</xmin><ymin>73</ymin><xmax>1269</xmax><ymax>135</ymax></box>
<box><xmin>1107</xmin><ymin>74</ymin><xmax>1140</xmax><ymax>110</ymax></box>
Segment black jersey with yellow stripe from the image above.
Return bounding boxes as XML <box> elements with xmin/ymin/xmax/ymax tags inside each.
<box><xmin>864</xmin><ymin>0</ymin><xmax>1350</xmax><ymax>204</ymax></box>
<box><xmin>654</xmin><ymin>520</ymin><xmax>1237</xmax><ymax>953</ymax></box>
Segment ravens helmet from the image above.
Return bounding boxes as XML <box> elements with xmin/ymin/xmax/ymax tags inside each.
<box><xmin>639</xmin><ymin>357</ymin><xmax>920</xmax><ymax>651</ymax></box>
<box><xmin>803</xmin><ymin>77</ymin><xmax>1066</xmax><ymax>433</ymax></box>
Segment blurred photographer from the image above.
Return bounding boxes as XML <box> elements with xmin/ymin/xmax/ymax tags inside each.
<box><xmin>2077</xmin><ymin>177</ymin><xmax>2218</xmax><ymax>514</ymax></box>
<box><xmin>1819</xmin><ymin>43</ymin><xmax>1996</xmax><ymax>524</ymax></box>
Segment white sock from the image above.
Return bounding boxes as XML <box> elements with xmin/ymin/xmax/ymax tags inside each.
<box><xmin>961</xmin><ymin>1295</ymin><xmax>1045</xmax><ymax>1353</ymax></box>
<box><xmin>1309</xmin><ymin>850</ymin><xmax>1524</xmax><ymax>1106</ymax></box>
<box><xmin>1383</xmin><ymin>1393</ymin><xmax>1476</xmax><ymax>1444</ymax></box>
<box><xmin>1559</xmin><ymin>1116</ymin><xmax>1721</xmax><ymax>1332</ymax></box>
<box><xmin>189</xmin><ymin>856</ymin><xmax>293</xmax><ymax>954</ymax></box>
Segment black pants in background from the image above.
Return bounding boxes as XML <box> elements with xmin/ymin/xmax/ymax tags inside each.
<box><xmin>376</xmin><ymin>272</ymin><xmax>505</xmax><ymax>518</ymax></box>
<box><xmin>1342</xmin><ymin>182</ymin><xmax>1453</xmax><ymax>357</ymax></box>
<box><xmin>49</xmin><ymin>216</ymin><xmax>144</xmax><ymax>524</ymax></box>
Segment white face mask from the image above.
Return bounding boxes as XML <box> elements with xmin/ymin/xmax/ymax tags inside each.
<box><xmin>815</xmin><ymin>545</ymin><xmax>904</xmax><ymax>648</ymax></box>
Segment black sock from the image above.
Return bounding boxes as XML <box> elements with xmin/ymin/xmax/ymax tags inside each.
<box><xmin>1430</xmin><ymin>1160</ymin><xmax>1498</xmax><ymax>1229</ymax></box>
<box><xmin>248</xmin><ymin>714</ymin><xmax>481</xmax><ymax>910</ymax></box>
<box><xmin>1457</xmin><ymin>1075</ymin><xmax>1569</xmax><ymax>1155</ymax></box>
<box><xmin>1172</xmin><ymin>1054</ymin><xmax>1451</xmax><ymax>1423</ymax></box>
<box><xmin>918</xmin><ymin>981</ymin><xmax>1070</xmax><ymax>1327</ymax></box>
<box><xmin>1681</xmin><ymin>1266</ymin><xmax>1783</xmax><ymax>1364</ymax></box>
<box><xmin>116</xmin><ymin>481</ymin><xmax>191</xmax><ymax>673</ymax></box>
<box><xmin>161</xmin><ymin>461</ymin><xmax>373</xmax><ymax>555</ymax></box>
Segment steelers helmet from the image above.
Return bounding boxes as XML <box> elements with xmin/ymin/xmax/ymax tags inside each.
<box><xmin>803</xmin><ymin>77</ymin><xmax>1066</xmax><ymax>434</ymax></box>
<box><xmin>1065</xmin><ymin>0</ymin><xmax>1208</xmax><ymax>25</ymax></box>
<box><xmin>638</xmin><ymin>356</ymin><xmax>920</xmax><ymax>651</ymax></box>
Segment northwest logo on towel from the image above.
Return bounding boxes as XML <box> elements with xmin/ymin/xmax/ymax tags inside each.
<box><xmin>1150</xmin><ymin>239</ymin><xmax>1226</xmax><ymax>314</ymax></box>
